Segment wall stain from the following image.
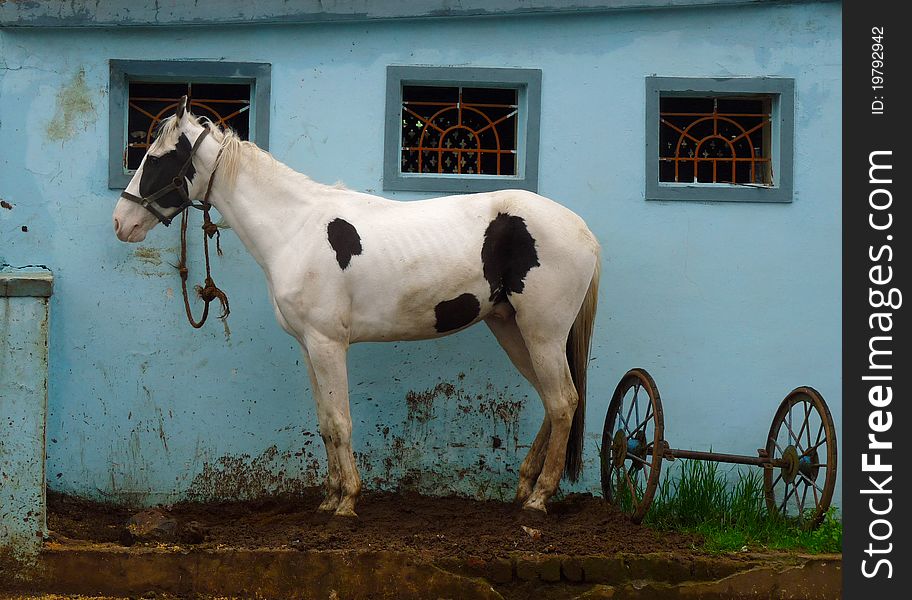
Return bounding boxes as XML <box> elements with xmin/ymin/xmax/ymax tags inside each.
<box><xmin>359</xmin><ymin>380</ymin><xmax>530</xmax><ymax>498</ymax></box>
<box><xmin>186</xmin><ymin>444</ymin><xmax>321</xmax><ymax>502</ymax></box>
<box><xmin>46</xmin><ymin>69</ymin><xmax>95</xmax><ymax>142</ymax></box>
<box><xmin>405</xmin><ymin>381</ymin><xmax>456</xmax><ymax>424</ymax></box>
<box><xmin>133</xmin><ymin>247</ymin><xmax>162</xmax><ymax>266</ymax></box>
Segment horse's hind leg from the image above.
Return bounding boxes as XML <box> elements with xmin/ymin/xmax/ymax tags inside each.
<box><xmin>517</xmin><ymin>335</ymin><xmax>578</xmax><ymax>513</ymax></box>
<box><xmin>485</xmin><ymin>314</ymin><xmax>549</xmax><ymax>504</ymax></box>
<box><xmin>303</xmin><ymin>350</ymin><xmax>342</xmax><ymax>512</ymax></box>
<box><xmin>305</xmin><ymin>336</ymin><xmax>362</xmax><ymax>517</ymax></box>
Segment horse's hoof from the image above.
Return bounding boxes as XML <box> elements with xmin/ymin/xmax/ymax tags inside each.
<box><xmin>333</xmin><ymin>506</ymin><xmax>358</xmax><ymax>518</ymax></box>
<box><xmin>514</xmin><ymin>487</ymin><xmax>533</xmax><ymax>505</ymax></box>
<box><xmin>521</xmin><ymin>500</ymin><xmax>547</xmax><ymax>516</ymax></box>
<box><xmin>317</xmin><ymin>499</ymin><xmax>340</xmax><ymax>512</ymax></box>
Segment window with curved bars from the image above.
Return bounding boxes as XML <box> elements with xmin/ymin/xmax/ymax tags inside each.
<box><xmin>659</xmin><ymin>96</ymin><xmax>772</xmax><ymax>185</ymax></box>
<box><xmin>645</xmin><ymin>77</ymin><xmax>794</xmax><ymax>203</ymax></box>
<box><xmin>108</xmin><ymin>60</ymin><xmax>270</xmax><ymax>189</ymax></box>
<box><xmin>126</xmin><ymin>82</ymin><xmax>251</xmax><ymax>171</ymax></box>
<box><xmin>400</xmin><ymin>86</ymin><xmax>517</xmax><ymax>176</ymax></box>
<box><xmin>384</xmin><ymin>66</ymin><xmax>541</xmax><ymax>193</ymax></box>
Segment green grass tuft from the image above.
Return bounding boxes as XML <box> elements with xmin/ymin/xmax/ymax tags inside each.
<box><xmin>640</xmin><ymin>459</ymin><xmax>842</xmax><ymax>554</ymax></box>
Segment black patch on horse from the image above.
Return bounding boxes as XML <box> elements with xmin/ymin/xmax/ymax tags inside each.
<box><xmin>434</xmin><ymin>293</ymin><xmax>481</xmax><ymax>333</ymax></box>
<box><xmin>139</xmin><ymin>134</ymin><xmax>196</xmax><ymax>208</ymax></box>
<box><xmin>481</xmin><ymin>213</ymin><xmax>540</xmax><ymax>303</ymax></box>
<box><xmin>327</xmin><ymin>218</ymin><xmax>363</xmax><ymax>270</ymax></box>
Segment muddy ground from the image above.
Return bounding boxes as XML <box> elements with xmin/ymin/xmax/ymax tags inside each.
<box><xmin>47</xmin><ymin>488</ymin><xmax>700</xmax><ymax>560</ymax></box>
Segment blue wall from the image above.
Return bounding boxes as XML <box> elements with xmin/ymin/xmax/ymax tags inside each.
<box><xmin>0</xmin><ymin>2</ymin><xmax>842</xmax><ymax>506</ymax></box>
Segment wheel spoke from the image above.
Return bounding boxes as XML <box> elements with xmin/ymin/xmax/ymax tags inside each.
<box><xmin>795</xmin><ymin>479</ymin><xmax>806</xmax><ymax>515</ymax></box>
<box><xmin>628</xmin><ymin>453</ymin><xmax>651</xmax><ymax>468</ymax></box>
<box><xmin>622</xmin><ymin>465</ymin><xmax>639</xmax><ymax>510</ymax></box>
<box><xmin>800</xmin><ymin>480</ymin><xmax>810</xmax><ymax>515</ymax></box>
<box><xmin>783</xmin><ymin>413</ymin><xmax>805</xmax><ymax>453</ymax></box>
<box><xmin>798</xmin><ymin>472</ymin><xmax>824</xmax><ymax>494</ymax></box>
<box><xmin>807</xmin><ymin>473</ymin><xmax>820</xmax><ymax>507</ymax></box>
<box><xmin>630</xmin><ymin>403</ymin><xmax>654</xmax><ymax>437</ymax></box>
<box><xmin>780</xmin><ymin>482</ymin><xmax>796</xmax><ymax>513</ymax></box>
<box><xmin>771</xmin><ymin>472</ymin><xmax>783</xmax><ymax>490</ymax></box>
<box><xmin>613</xmin><ymin>466</ymin><xmax>625</xmax><ymax>503</ymax></box>
<box><xmin>786</xmin><ymin>408</ymin><xmax>793</xmax><ymax>444</ymax></box>
<box><xmin>618</xmin><ymin>411</ymin><xmax>633</xmax><ymax>436</ymax></box>
<box><xmin>634</xmin><ymin>385</ymin><xmax>640</xmax><ymax>426</ymax></box>
<box><xmin>795</xmin><ymin>401</ymin><xmax>811</xmax><ymax>452</ymax></box>
<box><xmin>813</xmin><ymin>420</ymin><xmax>824</xmax><ymax>449</ymax></box>
<box><xmin>804</xmin><ymin>438</ymin><xmax>827</xmax><ymax>455</ymax></box>
<box><xmin>804</xmin><ymin>402</ymin><xmax>813</xmax><ymax>451</ymax></box>
<box><xmin>626</xmin><ymin>384</ymin><xmax>639</xmax><ymax>429</ymax></box>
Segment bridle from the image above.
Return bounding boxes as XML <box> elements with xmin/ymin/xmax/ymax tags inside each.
<box><xmin>118</xmin><ymin>126</ymin><xmax>211</xmax><ymax>226</ymax></box>
<box><xmin>120</xmin><ymin>124</ymin><xmax>230</xmax><ymax>328</ymax></box>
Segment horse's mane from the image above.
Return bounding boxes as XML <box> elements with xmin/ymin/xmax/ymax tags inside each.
<box><xmin>154</xmin><ymin>113</ymin><xmax>346</xmax><ymax>192</ymax></box>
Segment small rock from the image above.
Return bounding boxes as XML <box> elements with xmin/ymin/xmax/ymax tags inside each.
<box><xmin>121</xmin><ymin>509</ymin><xmax>178</xmax><ymax>545</ymax></box>
<box><xmin>521</xmin><ymin>525</ymin><xmax>542</xmax><ymax>541</ymax></box>
<box><xmin>180</xmin><ymin>520</ymin><xmax>209</xmax><ymax>544</ymax></box>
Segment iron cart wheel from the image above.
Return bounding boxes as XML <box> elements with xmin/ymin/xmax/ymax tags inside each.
<box><xmin>601</xmin><ymin>368</ymin><xmax>665</xmax><ymax>523</ymax></box>
<box><xmin>764</xmin><ymin>387</ymin><xmax>838</xmax><ymax>529</ymax></box>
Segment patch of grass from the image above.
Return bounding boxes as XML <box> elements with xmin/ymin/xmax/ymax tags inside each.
<box><xmin>641</xmin><ymin>459</ymin><xmax>842</xmax><ymax>554</ymax></box>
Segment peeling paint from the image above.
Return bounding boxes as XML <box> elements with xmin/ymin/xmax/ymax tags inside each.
<box><xmin>45</xmin><ymin>69</ymin><xmax>95</xmax><ymax>142</ymax></box>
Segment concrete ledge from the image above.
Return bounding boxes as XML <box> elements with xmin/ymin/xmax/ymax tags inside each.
<box><xmin>0</xmin><ymin>0</ymin><xmax>833</xmax><ymax>28</ymax></box>
<box><xmin>0</xmin><ymin>544</ymin><xmax>842</xmax><ymax>599</ymax></box>
<box><xmin>0</xmin><ymin>267</ymin><xmax>53</xmax><ymax>298</ymax></box>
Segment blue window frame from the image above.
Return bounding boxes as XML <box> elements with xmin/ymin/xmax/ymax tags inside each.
<box><xmin>108</xmin><ymin>60</ymin><xmax>271</xmax><ymax>189</ymax></box>
<box><xmin>384</xmin><ymin>66</ymin><xmax>542</xmax><ymax>193</ymax></box>
<box><xmin>645</xmin><ymin>77</ymin><xmax>795</xmax><ymax>203</ymax></box>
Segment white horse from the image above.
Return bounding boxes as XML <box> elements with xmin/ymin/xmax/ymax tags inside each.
<box><xmin>113</xmin><ymin>97</ymin><xmax>600</xmax><ymax>517</ymax></box>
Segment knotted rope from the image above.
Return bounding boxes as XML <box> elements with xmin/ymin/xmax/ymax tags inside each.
<box><xmin>177</xmin><ymin>146</ymin><xmax>230</xmax><ymax>329</ymax></box>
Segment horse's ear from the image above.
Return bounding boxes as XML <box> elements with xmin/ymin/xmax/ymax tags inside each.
<box><xmin>176</xmin><ymin>95</ymin><xmax>188</xmax><ymax>120</ymax></box>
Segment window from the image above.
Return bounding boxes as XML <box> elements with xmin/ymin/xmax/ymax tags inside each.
<box><xmin>384</xmin><ymin>66</ymin><xmax>541</xmax><ymax>193</ymax></box>
<box><xmin>645</xmin><ymin>77</ymin><xmax>794</xmax><ymax>203</ymax></box>
<box><xmin>108</xmin><ymin>60</ymin><xmax>271</xmax><ymax>188</ymax></box>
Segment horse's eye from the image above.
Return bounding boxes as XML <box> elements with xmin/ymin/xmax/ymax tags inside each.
<box><xmin>147</xmin><ymin>155</ymin><xmax>159</xmax><ymax>164</ymax></box>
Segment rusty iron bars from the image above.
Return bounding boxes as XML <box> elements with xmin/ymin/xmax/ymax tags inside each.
<box><xmin>600</xmin><ymin>368</ymin><xmax>838</xmax><ymax>529</ymax></box>
<box><xmin>659</xmin><ymin>98</ymin><xmax>773</xmax><ymax>185</ymax></box>
<box><xmin>401</xmin><ymin>87</ymin><xmax>518</xmax><ymax>176</ymax></box>
<box><xmin>124</xmin><ymin>92</ymin><xmax>250</xmax><ymax>170</ymax></box>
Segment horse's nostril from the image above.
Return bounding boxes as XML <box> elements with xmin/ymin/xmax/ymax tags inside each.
<box><xmin>113</xmin><ymin>217</ymin><xmax>120</xmax><ymax>233</ymax></box>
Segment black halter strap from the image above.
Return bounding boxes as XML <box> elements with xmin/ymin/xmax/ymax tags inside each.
<box><xmin>119</xmin><ymin>126</ymin><xmax>212</xmax><ymax>226</ymax></box>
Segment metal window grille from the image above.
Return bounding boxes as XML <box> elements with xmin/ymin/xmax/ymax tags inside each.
<box><xmin>659</xmin><ymin>96</ymin><xmax>773</xmax><ymax>185</ymax></box>
<box><xmin>400</xmin><ymin>86</ymin><xmax>518</xmax><ymax>176</ymax></box>
<box><xmin>125</xmin><ymin>81</ymin><xmax>251</xmax><ymax>171</ymax></box>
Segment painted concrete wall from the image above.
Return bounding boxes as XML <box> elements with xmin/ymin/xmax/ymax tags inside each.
<box><xmin>0</xmin><ymin>268</ymin><xmax>52</xmax><ymax>559</ymax></box>
<box><xmin>0</xmin><ymin>2</ymin><xmax>842</xmax><ymax>506</ymax></box>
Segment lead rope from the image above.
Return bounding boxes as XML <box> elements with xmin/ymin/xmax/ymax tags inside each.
<box><xmin>178</xmin><ymin>146</ymin><xmax>230</xmax><ymax>329</ymax></box>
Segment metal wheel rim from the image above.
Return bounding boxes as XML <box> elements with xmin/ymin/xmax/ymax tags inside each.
<box><xmin>763</xmin><ymin>386</ymin><xmax>838</xmax><ymax>529</ymax></box>
<box><xmin>601</xmin><ymin>368</ymin><xmax>665</xmax><ymax>523</ymax></box>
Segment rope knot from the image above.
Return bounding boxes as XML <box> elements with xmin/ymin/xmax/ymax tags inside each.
<box><xmin>180</xmin><ymin>202</ymin><xmax>229</xmax><ymax>328</ymax></box>
<box><xmin>201</xmin><ymin>211</ymin><xmax>223</xmax><ymax>256</ymax></box>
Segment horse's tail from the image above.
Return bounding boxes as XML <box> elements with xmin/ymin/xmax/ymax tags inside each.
<box><xmin>564</xmin><ymin>253</ymin><xmax>600</xmax><ymax>482</ymax></box>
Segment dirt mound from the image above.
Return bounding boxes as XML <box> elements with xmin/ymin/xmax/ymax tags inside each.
<box><xmin>48</xmin><ymin>488</ymin><xmax>700</xmax><ymax>560</ymax></box>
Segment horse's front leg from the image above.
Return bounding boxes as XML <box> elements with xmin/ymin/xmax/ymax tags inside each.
<box><xmin>305</xmin><ymin>335</ymin><xmax>361</xmax><ymax>518</ymax></box>
<box><xmin>303</xmin><ymin>351</ymin><xmax>342</xmax><ymax>512</ymax></box>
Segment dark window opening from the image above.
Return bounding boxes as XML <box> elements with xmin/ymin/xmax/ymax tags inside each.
<box><xmin>125</xmin><ymin>81</ymin><xmax>251</xmax><ymax>171</ymax></box>
<box><xmin>400</xmin><ymin>85</ymin><xmax>518</xmax><ymax>176</ymax></box>
<box><xmin>659</xmin><ymin>96</ymin><xmax>773</xmax><ymax>185</ymax></box>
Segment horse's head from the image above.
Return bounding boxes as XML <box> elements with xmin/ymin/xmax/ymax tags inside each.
<box><xmin>113</xmin><ymin>96</ymin><xmax>210</xmax><ymax>242</ymax></box>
